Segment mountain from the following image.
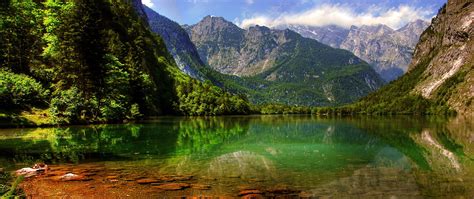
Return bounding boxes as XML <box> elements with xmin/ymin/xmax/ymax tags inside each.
<box><xmin>283</xmin><ymin>20</ymin><xmax>430</xmax><ymax>81</ymax></box>
<box><xmin>143</xmin><ymin>6</ymin><xmax>206</xmax><ymax>79</ymax></box>
<box><xmin>408</xmin><ymin>0</ymin><xmax>473</xmax><ymax>114</ymax></box>
<box><xmin>183</xmin><ymin>16</ymin><xmax>385</xmax><ymax>106</ymax></box>
<box><xmin>282</xmin><ymin>24</ymin><xmax>349</xmax><ymax>48</ymax></box>
<box><xmin>349</xmin><ymin>0</ymin><xmax>473</xmax><ymax>115</ymax></box>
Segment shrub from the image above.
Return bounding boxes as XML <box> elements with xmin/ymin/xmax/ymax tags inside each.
<box><xmin>0</xmin><ymin>70</ymin><xmax>48</xmax><ymax>109</ymax></box>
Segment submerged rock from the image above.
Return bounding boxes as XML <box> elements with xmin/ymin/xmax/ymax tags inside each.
<box><xmin>136</xmin><ymin>178</ymin><xmax>160</xmax><ymax>184</ymax></box>
<box><xmin>59</xmin><ymin>173</ymin><xmax>91</xmax><ymax>181</ymax></box>
<box><xmin>241</xmin><ymin>194</ymin><xmax>264</xmax><ymax>199</ymax></box>
<box><xmin>239</xmin><ymin>189</ymin><xmax>263</xmax><ymax>196</ymax></box>
<box><xmin>267</xmin><ymin>184</ymin><xmax>298</xmax><ymax>194</ymax></box>
<box><xmin>153</xmin><ymin>183</ymin><xmax>190</xmax><ymax>190</ymax></box>
<box><xmin>191</xmin><ymin>183</ymin><xmax>211</xmax><ymax>190</ymax></box>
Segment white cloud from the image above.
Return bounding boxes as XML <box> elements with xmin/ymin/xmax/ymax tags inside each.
<box><xmin>245</xmin><ymin>0</ymin><xmax>254</xmax><ymax>5</ymax></box>
<box><xmin>238</xmin><ymin>4</ymin><xmax>433</xmax><ymax>29</ymax></box>
<box><xmin>142</xmin><ymin>0</ymin><xmax>154</xmax><ymax>8</ymax></box>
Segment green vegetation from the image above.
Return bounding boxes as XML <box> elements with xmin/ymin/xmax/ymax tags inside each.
<box><xmin>0</xmin><ymin>70</ymin><xmax>49</xmax><ymax>109</ymax></box>
<box><xmin>195</xmin><ymin>32</ymin><xmax>385</xmax><ymax>107</ymax></box>
<box><xmin>0</xmin><ymin>175</ymin><xmax>23</xmax><ymax>199</ymax></box>
<box><xmin>0</xmin><ymin>0</ymin><xmax>250</xmax><ymax>125</ymax></box>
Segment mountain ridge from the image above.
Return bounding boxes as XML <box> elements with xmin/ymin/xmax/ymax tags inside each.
<box><xmin>280</xmin><ymin>20</ymin><xmax>430</xmax><ymax>81</ymax></box>
<box><xmin>182</xmin><ymin>14</ymin><xmax>386</xmax><ymax>105</ymax></box>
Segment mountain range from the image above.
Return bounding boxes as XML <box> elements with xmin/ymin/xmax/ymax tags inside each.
<box><xmin>142</xmin><ymin>0</ymin><xmax>472</xmax><ymax>114</ymax></box>
<box><xmin>144</xmin><ymin>11</ymin><xmax>385</xmax><ymax>106</ymax></box>
<box><xmin>281</xmin><ymin>20</ymin><xmax>430</xmax><ymax>81</ymax></box>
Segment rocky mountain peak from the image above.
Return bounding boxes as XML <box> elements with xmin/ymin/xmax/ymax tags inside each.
<box><xmin>198</xmin><ymin>15</ymin><xmax>241</xmax><ymax>31</ymax></box>
<box><xmin>355</xmin><ymin>24</ymin><xmax>395</xmax><ymax>37</ymax></box>
<box><xmin>286</xmin><ymin>20</ymin><xmax>430</xmax><ymax>81</ymax></box>
<box><xmin>248</xmin><ymin>25</ymin><xmax>271</xmax><ymax>32</ymax></box>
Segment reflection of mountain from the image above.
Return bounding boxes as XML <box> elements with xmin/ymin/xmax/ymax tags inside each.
<box><xmin>208</xmin><ymin>151</ymin><xmax>276</xmax><ymax>180</ymax></box>
<box><xmin>351</xmin><ymin>116</ymin><xmax>474</xmax><ymax>197</ymax></box>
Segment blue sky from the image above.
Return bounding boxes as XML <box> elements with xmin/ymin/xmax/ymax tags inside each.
<box><xmin>142</xmin><ymin>0</ymin><xmax>446</xmax><ymax>29</ymax></box>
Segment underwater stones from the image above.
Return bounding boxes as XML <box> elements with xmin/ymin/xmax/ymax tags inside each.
<box><xmin>238</xmin><ymin>189</ymin><xmax>263</xmax><ymax>196</ymax></box>
<box><xmin>191</xmin><ymin>183</ymin><xmax>211</xmax><ymax>190</ymax></box>
<box><xmin>59</xmin><ymin>173</ymin><xmax>91</xmax><ymax>181</ymax></box>
<box><xmin>266</xmin><ymin>184</ymin><xmax>298</xmax><ymax>194</ymax></box>
<box><xmin>153</xmin><ymin>183</ymin><xmax>190</xmax><ymax>190</ymax></box>
<box><xmin>136</xmin><ymin>178</ymin><xmax>160</xmax><ymax>184</ymax></box>
<box><xmin>106</xmin><ymin>176</ymin><xmax>118</xmax><ymax>180</ymax></box>
<box><xmin>160</xmin><ymin>175</ymin><xmax>193</xmax><ymax>182</ymax></box>
<box><xmin>241</xmin><ymin>194</ymin><xmax>264</xmax><ymax>199</ymax></box>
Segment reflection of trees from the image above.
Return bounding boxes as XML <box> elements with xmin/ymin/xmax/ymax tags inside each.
<box><xmin>0</xmin><ymin>124</ymin><xmax>179</xmax><ymax>165</ymax></box>
<box><xmin>175</xmin><ymin>117</ymin><xmax>250</xmax><ymax>154</ymax></box>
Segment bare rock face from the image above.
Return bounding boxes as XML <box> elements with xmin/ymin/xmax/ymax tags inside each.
<box><xmin>280</xmin><ymin>24</ymin><xmax>349</xmax><ymax>48</ymax></box>
<box><xmin>144</xmin><ymin>6</ymin><xmax>206</xmax><ymax>80</ymax></box>
<box><xmin>409</xmin><ymin>0</ymin><xmax>473</xmax><ymax>115</ymax></box>
<box><xmin>185</xmin><ymin>16</ymin><xmax>246</xmax><ymax>75</ymax></box>
<box><xmin>285</xmin><ymin>20</ymin><xmax>430</xmax><ymax>82</ymax></box>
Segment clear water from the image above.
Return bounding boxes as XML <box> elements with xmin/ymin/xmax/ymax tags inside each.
<box><xmin>0</xmin><ymin>115</ymin><xmax>473</xmax><ymax>197</ymax></box>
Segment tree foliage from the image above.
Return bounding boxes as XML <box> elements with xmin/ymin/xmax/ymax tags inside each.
<box><xmin>0</xmin><ymin>0</ymin><xmax>251</xmax><ymax>124</ymax></box>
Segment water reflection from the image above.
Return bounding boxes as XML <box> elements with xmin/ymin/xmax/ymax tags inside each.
<box><xmin>0</xmin><ymin>115</ymin><xmax>472</xmax><ymax>197</ymax></box>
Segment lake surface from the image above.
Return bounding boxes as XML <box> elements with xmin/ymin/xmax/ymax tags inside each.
<box><xmin>0</xmin><ymin>115</ymin><xmax>473</xmax><ymax>198</ymax></box>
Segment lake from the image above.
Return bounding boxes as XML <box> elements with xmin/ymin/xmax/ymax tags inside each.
<box><xmin>0</xmin><ymin>115</ymin><xmax>473</xmax><ymax>198</ymax></box>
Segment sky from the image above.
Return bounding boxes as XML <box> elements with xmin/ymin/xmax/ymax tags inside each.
<box><xmin>142</xmin><ymin>0</ymin><xmax>446</xmax><ymax>29</ymax></box>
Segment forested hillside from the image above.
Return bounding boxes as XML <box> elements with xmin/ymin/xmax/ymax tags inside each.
<box><xmin>0</xmin><ymin>0</ymin><xmax>250</xmax><ymax>125</ymax></box>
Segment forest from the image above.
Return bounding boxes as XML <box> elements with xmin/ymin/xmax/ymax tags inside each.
<box><xmin>0</xmin><ymin>0</ymin><xmax>251</xmax><ymax>125</ymax></box>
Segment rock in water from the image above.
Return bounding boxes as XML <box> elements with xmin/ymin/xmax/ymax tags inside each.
<box><xmin>59</xmin><ymin>173</ymin><xmax>90</xmax><ymax>181</ymax></box>
<box><xmin>153</xmin><ymin>183</ymin><xmax>190</xmax><ymax>190</ymax></box>
<box><xmin>15</xmin><ymin>163</ymin><xmax>49</xmax><ymax>177</ymax></box>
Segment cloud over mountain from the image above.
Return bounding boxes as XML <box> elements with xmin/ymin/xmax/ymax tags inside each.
<box><xmin>141</xmin><ymin>0</ymin><xmax>154</xmax><ymax>8</ymax></box>
<box><xmin>238</xmin><ymin>4</ymin><xmax>434</xmax><ymax>29</ymax></box>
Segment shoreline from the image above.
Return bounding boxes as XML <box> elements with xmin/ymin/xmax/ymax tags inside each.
<box><xmin>0</xmin><ymin>112</ymin><xmax>459</xmax><ymax>129</ymax></box>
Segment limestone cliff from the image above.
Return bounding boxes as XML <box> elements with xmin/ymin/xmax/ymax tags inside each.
<box><xmin>410</xmin><ymin>0</ymin><xmax>473</xmax><ymax>114</ymax></box>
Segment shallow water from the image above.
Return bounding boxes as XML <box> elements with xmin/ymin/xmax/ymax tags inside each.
<box><xmin>0</xmin><ymin>115</ymin><xmax>473</xmax><ymax>198</ymax></box>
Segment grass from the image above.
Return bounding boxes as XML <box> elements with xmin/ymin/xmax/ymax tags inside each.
<box><xmin>0</xmin><ymin>108</ymin><xmax>53</xmax><ymax>128</ymax></box>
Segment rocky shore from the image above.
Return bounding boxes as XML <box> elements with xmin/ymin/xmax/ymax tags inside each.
<box><xmin>17</xmin><ymin>163</ymin><xmax>305</xmax><ymax>198</ymax></box>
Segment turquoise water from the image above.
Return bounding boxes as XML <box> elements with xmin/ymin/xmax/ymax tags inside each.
<box><xmin>0</xmin><ymin>115</ymin><xmax>473</xmax><ymax>197</ymax></box>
